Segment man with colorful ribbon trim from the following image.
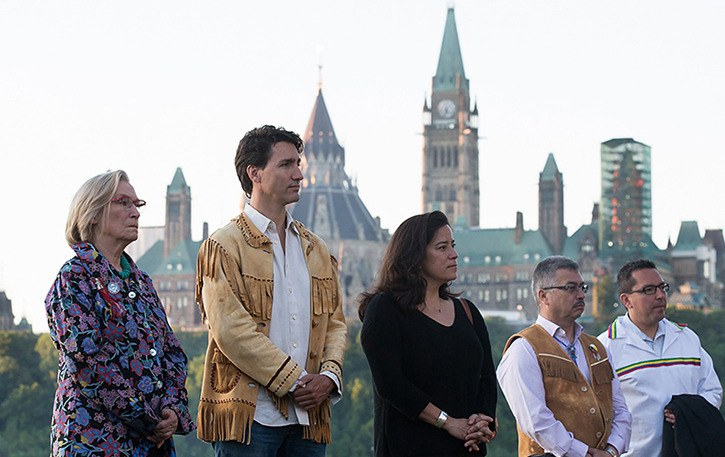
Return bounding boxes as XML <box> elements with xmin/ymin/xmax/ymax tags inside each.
<box><xmin>598</xmin><ymin>258</ymin><xmax>722</xmax><ymax>456</ymax></box>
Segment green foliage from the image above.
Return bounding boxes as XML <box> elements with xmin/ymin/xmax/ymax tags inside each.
<box><xmin>35</xmin><ymin>333</ymin><xmax>58</xmax><ymax>382</ymax></box>
<box><xmin>0</xmin><ymin>332</ymin><xmax>54</xmax><ymax>457</ymax></box>
<box><xmin>3</xmin><ymin>309</ymin><xmax>725</xmax><ymax>456</ymax></box>
<box><xmin>173</xmin><ymin>331</ymin><xmax>208</xmax><ymax>362</ymax></box>
<box><xmin>595</xmin><ymin>274</ymin><xmax>622</xmax><ymax>322</ymax></box>
<box><xmin>173</xmin><ymin>353</ymin><xmax>213</xmax><ymax>456</ymax></box>
<box><xmin>328</xmin><ymin>324</ymin><xmax>374</xmax><ymax>456</ymax></box>
<box><xmin>0</xmin><ymin>332</ymin><xmax>43</xmax><ymax>405</ymax></box>
<box><xmin>0</xmin><ymin>382</ymin><xmax>55</xmax><ymax>457</ymax></box>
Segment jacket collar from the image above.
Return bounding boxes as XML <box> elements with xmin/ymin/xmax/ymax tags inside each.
<box><xmin>608</xmin><ymin>315</ymin><xmax>683</xmax><ymax>353</ymax></box>
<box><xmin>237</xmin><ymin>210</ymin><xmax>317</xmax><ymax>256</ymax></box>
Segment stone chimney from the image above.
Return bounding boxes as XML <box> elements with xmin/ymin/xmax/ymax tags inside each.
<box><xmin>515</xmin><ymin>212</ymin><xmax>524</xmax><ymax>244</ymax></box>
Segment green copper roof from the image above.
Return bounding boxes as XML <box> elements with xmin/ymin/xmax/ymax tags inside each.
<box><xmin>673</xmin><ymin>221</ymin><xmax>702</xmax><ymax>251</ymax></box>
<box><xmin>453</xmin><ymin>226</ymin><xmax>553</xmax><ymax>266</ymax></box>
<box><xmin>540</xmin><ymin>153</ymin><xmax>560</xmax><ymax>180</ymax></box>
<box><xmin>168</xmin><ymin>167</ymin><xmax>188</xmax><ymax>193</ymax></box>
<box><xmin>562</xmin><ymin>223</ymin><xmax>598</xmax><ymax>260</ymax></box>
<box><xmin>135</xmin><ymin>240</ymin><xmax>165</xmax><ymax>274</ymax></box>
<box><xmin>154</xmin><ymin>239</ymin><xmax>202</xmax><ymax>276</ymax></box>
<box><xmin>434</xmin><ymin>7</ymin><xmax>466</xmax><ymax>91</ymax></box>
<box><xmin>135</xmin><ymin>239</ymin><xmax>201</xmax><ymax>276</ymax></box>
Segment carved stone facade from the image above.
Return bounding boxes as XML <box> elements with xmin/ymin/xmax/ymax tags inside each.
<box><xmin>291</xmin><ymin>88</ymin><xmax>388</xmax><ymax>317</ymax></box>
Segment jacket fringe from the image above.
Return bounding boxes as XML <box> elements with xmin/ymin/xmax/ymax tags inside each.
<box><xmin>242</xmin><ymin>274</ymin><xmax>274</xmax><ymax>320</ymax></box>
<box><xmin>303</xmin><ymin>401</ymin><xmax>332</xmax><ymax>443</ymax></box>
<box><xmin>311</xmin><ymin>277</ymin><xmax>335</xmax><ymax>316</ymax></box>
<box><xmin>272</xmin><ymin>394</ymin><xmax>290</xmax><ymax>419</ymax></box>
<box><xmin>196</xmin><ymin>238</ymin><xmax>241</xmax><ymax>323</ymax></box>
<box><xmin>540</xmin><ymin>356</ymin><xmax>578</xmax><ymax>382</ymax></box>
<box><xmin>197</xmin><ymin>401</ymin><xmax>254</xmax><ymax>444</ymax></box>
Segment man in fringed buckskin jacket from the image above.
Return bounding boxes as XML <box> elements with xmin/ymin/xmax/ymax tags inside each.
<box><xmin>195</xmin><ymin>125</ymin><xmax>347</xmax><ymax>457</ymax></box>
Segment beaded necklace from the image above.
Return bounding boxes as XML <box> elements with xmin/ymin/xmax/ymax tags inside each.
<box><xmin>119</xmin><ymin>255</ymin><xmax>132</xmax><ymax>279</ymax></box>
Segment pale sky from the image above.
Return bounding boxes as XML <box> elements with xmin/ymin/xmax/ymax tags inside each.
<box><xmin>1</xmin><ymin>0</ymin><xmax>724</xmax><ymax>331</ymax></box>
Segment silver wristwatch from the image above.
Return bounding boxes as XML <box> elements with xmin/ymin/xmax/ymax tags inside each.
<box><xmin>434</xmin><ymin>410</ymin><xmax>449</xmax><ymax>428</ymax></box>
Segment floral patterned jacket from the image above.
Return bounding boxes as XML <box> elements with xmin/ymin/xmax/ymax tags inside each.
<box><xmin>45</xmin><ymin>242</ymin><xmax>195</xmax><ymax>456</ymax></box>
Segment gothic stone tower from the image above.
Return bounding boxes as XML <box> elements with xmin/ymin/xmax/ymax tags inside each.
<box><xmin>164</xmin><ymin>167</ymin><xmax>191</xmax><ymax>258</ymax></box>
<box><xmin>539</xmin><ymin>153</ymin><xmax>566</xmax><ymax>254</ymax></box>
<box><xmin>291</xmin><ymin>87</ymin><xmax>388</xmax><ymax>316</ymax></box>
<box><xmin>422</xmin><ymin>7</ymin><xmax>480</xmax><ymax>227</ymax></box>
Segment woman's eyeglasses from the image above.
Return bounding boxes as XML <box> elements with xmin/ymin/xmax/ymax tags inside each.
<box><xmin>111</xmin><ymin>196</ymin><xmax>146</xmax><ymax>213</ymax></box>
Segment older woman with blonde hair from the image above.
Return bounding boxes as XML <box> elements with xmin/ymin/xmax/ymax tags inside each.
<box><xmin>45</xmin><ymin>170</ymin><xmax>195</xmax><ymax>456</ymax></box>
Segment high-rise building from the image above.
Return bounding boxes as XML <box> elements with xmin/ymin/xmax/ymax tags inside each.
<box><xmin>291</xmin><ymin>87</ymin><xmax>388</xmax><ymax>316</ymax></box>
<box><xmin>539</xmin><ymin>153</ymin><xmax>566</xmax><ymax>254</ymax></box>
<box><xmin>422</xmin><ymin>7</ymin><xmax>480</xmax><ymax>227</ymax></box>
<box><xmin>599</xmin><ymin>138</ymin><xmax>652</xmax><ymax>259</ymax></box>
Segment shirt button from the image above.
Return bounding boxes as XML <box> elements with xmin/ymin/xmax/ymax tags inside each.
<box><xmin>129</xmin><ymin>291</ymin><xmax>137</xmax><ymax>299</ymax></box>
<box><xmin>156</xmin><ymin>381</ymin><xmax>163</xmax><ymax>389</ymax></box>
<box><xmin>288</xmin><ymin>288</ymin><xmax>292</xmax><ymax>294</ymax></box>
<box><xmin>596</xmin><ymin>432</ymin><xmax>603</xmax><ymax>438</ymax></box>
<box><xmin>293</xmin><ymin>343</ymin><xmax>298</xmax><ymax>348</ymax></box>
<box><xmin>589</xmin><ymin>408</ymin><xmax>596</xmax><ymax>414</ymax></box>
<box><xmin>581</xmin><ymin>386</ymin><xmax>588</xmax><ymax>392</ymax></box>
<box><xmin>292</xmin><ymin>314</ymin><xmax>297</xmax><ymax>320</ymax></box>
<box><xmin>150</xmin><ymin>349</ymin><xmax>157</xmax><ymax>356</ymax></box>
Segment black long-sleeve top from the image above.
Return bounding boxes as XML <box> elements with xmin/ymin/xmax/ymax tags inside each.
<box><xmin>361</xmin><ymin>293</ymin><xmax>497</xmax><ymax>456</ymax></box>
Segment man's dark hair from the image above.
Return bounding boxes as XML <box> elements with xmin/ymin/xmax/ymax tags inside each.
<box><xmin>531</xmin><ymin>256</ymin><xmax>580</xmax><ymax>304</ymax></box>
<box><xmin>234</xmin><ymin>125</ymin><xmax>304</xmax><ymax>198</ymax></box>
<box><xmin>617</xmin><ymin>258</ymin><xmax>658</xmax><ymax>295</ymax></box>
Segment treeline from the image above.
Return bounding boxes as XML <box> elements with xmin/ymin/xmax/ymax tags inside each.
<box><xmin>2</xmin><ymin>309</ymin><xmax>725</xmax><ymax>456</ymax></box>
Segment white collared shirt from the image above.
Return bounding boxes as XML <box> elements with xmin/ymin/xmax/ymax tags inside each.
<box><xmin>497</xmin><ymin>315</ymin><xmax>631</xmax><ymax>457</ymax></box>
<box><xmin>244</xmin><ymin>204</ymin><xmax>311</xmax><ymax>426</ymax></box>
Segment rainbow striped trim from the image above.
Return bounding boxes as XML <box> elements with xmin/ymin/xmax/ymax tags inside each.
<box><xmin>616</xmin><ymin>357</ymin><xmax>701</xmax><ymax>377</ymax></box>
<box><xmin>607</xmin><ymin>321</ymin><xmax>618</xmax><ymax>339</ymax></box>
<box><xmin>607</xmin><ymin>319</ymin><xmax>688</xmax><ymax>339</ymax></box>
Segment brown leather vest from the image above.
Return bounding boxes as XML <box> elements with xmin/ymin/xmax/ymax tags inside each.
<box><xmin>503</xmin><ymin>324</ymin><xmax>614</xmax><ymax>456</ymax></box>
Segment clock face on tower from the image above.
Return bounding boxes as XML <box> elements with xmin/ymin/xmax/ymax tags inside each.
<box><xmin>437</xmin><ymin>99</ymin><xmax>456</xmax><ymax>118</ymax></box>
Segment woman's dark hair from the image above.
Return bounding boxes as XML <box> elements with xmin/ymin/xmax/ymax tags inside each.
<box><xmin>234</xmin><ymin>125</ymin><xmax>304</xmax><ymax>199</ymax></box>
<box><xmin>358</xmin><ymin>211</ymin><xmax>458</xmax><ymax>321</ymax></box>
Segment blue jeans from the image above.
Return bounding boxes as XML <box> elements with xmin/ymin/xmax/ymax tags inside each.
<box><xmin>212</xmin><ymin>422</ymin><xmax>326</xmax><ymax>457</ymax></box>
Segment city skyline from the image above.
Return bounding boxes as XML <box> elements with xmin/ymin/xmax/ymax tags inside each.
<box><xmin>1</xmin><ymin>0</ymin><xmax>724</xmax><ymax>330</ymax></box>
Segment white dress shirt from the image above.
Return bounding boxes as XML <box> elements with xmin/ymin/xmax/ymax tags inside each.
<box><xmin>497</xmin><ymin>316</ymin><xmax>631</xmax><ymax>457</ymax></box>
<box><xmin>244</xmin><ymin>204</ymin><xmax>340</xmax><ymax>427</ymax></box>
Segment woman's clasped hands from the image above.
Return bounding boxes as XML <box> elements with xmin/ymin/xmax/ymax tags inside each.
<box><xmin>442</xmin><ymin>413</ymin><xmax>495</xmax><ymax>452</ymax></box>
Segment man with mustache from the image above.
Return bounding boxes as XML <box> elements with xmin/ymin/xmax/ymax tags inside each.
<box><xmin>195</xmin><ymin>125</ymin><xmax>347</xmax><ymax>456</ymax></box>
<box><xmin>498</xmin><ymin>256</ymin><xmax>631</xmax><ymax>457</ymax></box>
<box><xmin>598</xmin><ymin>259</ymin><xmax>722</xmax><ymax>456</ymax></box>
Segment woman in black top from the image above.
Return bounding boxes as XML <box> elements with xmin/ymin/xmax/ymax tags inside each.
<box><xmin>359</xmin><ymin>211</ymin><xmax>497</xmax><ymax>457</ymax></box>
